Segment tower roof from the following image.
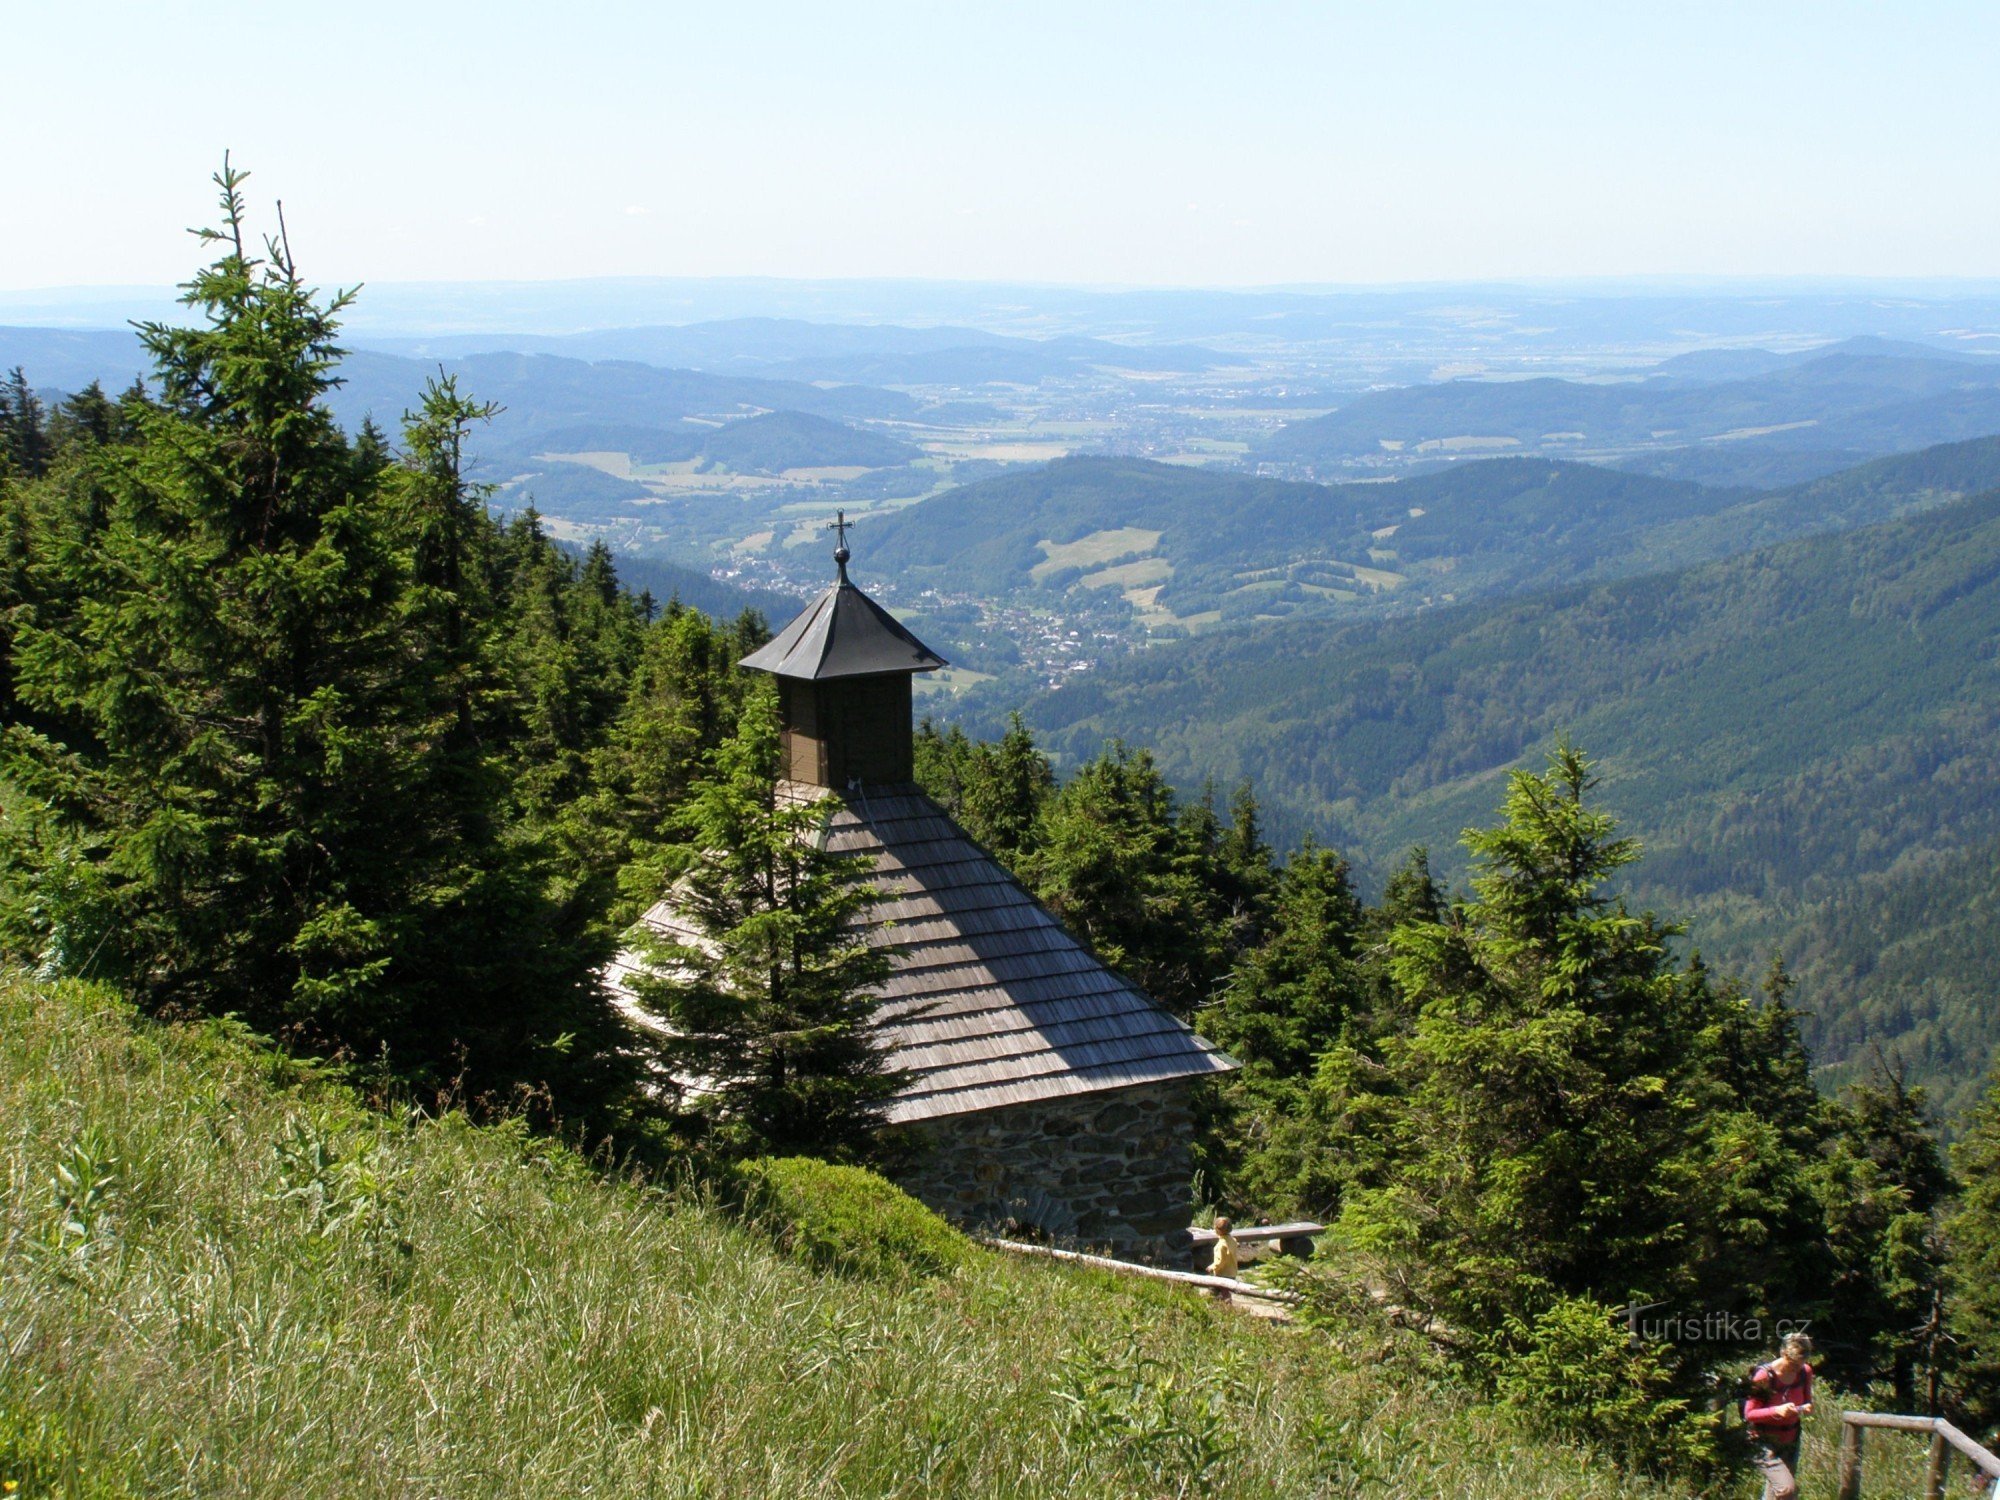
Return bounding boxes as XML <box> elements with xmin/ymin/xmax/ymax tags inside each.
<box><xmin>739</xmin><ymin>512</ymin><xmax>947</xmax><ymax>680</ymax></box>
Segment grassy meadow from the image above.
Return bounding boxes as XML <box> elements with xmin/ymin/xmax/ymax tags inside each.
<box><xmin>0</xmin><ymin>975</ymin><xmax>1914</xmax><ymax>1498</ymax></box>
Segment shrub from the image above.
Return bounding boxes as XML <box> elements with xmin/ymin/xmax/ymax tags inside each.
<box><xmin>1489</xmin><ymin>1295</ymin><xmax>1718</xmax><ymax>1482</ymax></box>
<box><xmin>734</xmin><ymin>1157</ymin><xmax>970</xmax><ymax>1281</ymax></box>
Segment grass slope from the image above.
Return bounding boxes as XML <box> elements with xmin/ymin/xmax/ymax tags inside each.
<box><xmin>0</xmin><ymin>977</ymin><xmax>1707</xmax><ymax>1499</ymax></box>
<box><xmin>1021</xmin><ymin>486</ymin><xmax>2000</xmax><ymax>1116</ymax></box>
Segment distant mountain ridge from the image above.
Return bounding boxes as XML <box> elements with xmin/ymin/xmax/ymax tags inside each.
<box><xmin>354</xmin><ymin>317</ymin><xmax>1226</xmax><ymax>386</ymax></box>
<box><xmin>0</xmin><ymin>326</ymin><xmax>151</xmax><ymax>392</ymax></box>
<box><xmin>1264</xmin><ymin>342</ymin><xmax>2000</xmax><ymax>486</ymax></box>
<box><xmin>0</xmin><ymin>328</ymin><xmax>922</xmax><ymax>440</ymax></box>
<box><xmin>1641</xmin><ymin>335</ymin><xmax>1990</xmax><ymax>384</ymax></box>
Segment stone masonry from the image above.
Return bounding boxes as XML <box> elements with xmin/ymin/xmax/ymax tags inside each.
<box><xmin>889</xmin><ymin>1079</ymin><xmax>1196</xmax><ymax>1263</ymax></box>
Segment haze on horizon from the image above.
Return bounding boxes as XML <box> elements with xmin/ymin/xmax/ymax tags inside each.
<box><xmin>6</xmin><ymin>0</ymin><xmax>1998</xmax><ymax>294</ymax></box>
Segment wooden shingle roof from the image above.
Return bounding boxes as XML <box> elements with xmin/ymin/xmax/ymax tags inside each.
<box><xmin>605</xmin><ymin>783</ymin><xmax>1236</xmax><ymax>1125</ymax></box>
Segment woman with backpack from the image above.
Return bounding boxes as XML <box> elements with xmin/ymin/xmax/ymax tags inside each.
<box><xmin>1744</xmin><ymin>1333</ymin><xmax>1816</xmax><ymax>1500</ymax></box>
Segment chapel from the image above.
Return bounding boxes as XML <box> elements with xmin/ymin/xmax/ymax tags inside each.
<box><xmin>605</xmin><ymin>524</ymin><xmax>1235</xmax><ymax>1261</ymax></box>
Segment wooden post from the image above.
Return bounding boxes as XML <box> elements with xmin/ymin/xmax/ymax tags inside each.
<box><xmin>1836</xmin><ymin>1419</ymin><xmax>1863</xmax><ymax>1500</ymax></box>
<box><xmin>1924</xmin><ymin>1430</ymin><xmax>1951</xmax><ymax>1500</ymax></box>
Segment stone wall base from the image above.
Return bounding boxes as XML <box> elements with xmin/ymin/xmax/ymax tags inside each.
<box><xmin>887</xmin><ymin>1080</ymin><xmax>1195</xmax><ymax>1264</ymax></box>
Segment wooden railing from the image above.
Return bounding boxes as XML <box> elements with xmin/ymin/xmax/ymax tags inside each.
<box><xmin>978</xmin><ymin>1236</ymin><xmax>1304</xmax><ymax>1304</ymax></box>
<box><xmin>1836</xmin><ymin>1411</ymin><xmax>2000</xmax><ymax>1500</ymax></box>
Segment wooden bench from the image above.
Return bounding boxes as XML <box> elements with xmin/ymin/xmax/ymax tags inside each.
<box><xmin>1185</xmin><ymin>1221</ymin><xmax>1325</xmax><ymax>1271</ymax></box>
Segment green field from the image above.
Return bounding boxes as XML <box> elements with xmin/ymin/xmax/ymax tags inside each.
<box><xmin>1031</xmin><ymin>527</ymin><xmax>1164</xmax><ymax>581</ymax></box>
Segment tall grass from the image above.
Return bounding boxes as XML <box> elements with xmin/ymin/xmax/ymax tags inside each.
<box><xmin>0</xmin><ymin>974</ymin><xmax>1864</xmax><ymax>1498</ymax></box>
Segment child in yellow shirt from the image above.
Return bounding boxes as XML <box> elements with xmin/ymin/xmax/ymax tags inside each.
<box><xmin>1209</xmin><ymin>1215</ymin><xmax>1239</xmax><ymax>1279</ymax></box>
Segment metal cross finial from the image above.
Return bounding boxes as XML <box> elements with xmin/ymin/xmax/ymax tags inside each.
<box><xmin>828</xmin><ymin>510</ymin><xmax>852</xmax><ymax>583</ymax></box>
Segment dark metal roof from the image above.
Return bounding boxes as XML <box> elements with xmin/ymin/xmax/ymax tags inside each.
<box><xmin>738</xmin><ymin>580</ymin><xmax>947</xmax><ymax>680</ymax></box>
<box><xmin>606</xmin><ymin>784</ymin><xmax>1236</xmax><ymax>1125</ymax></box>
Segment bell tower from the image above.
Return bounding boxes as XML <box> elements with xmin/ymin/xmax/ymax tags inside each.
<box><xmin>738</xmin><ymin>512</ymin><xmax>947</xmax><ymax>789</ymax></box>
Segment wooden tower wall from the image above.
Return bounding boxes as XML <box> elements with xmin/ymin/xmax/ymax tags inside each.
<box><xmin>778</xmin><ymin>675</ymin><xmax>914</xmax><ymax>788</ymax></box>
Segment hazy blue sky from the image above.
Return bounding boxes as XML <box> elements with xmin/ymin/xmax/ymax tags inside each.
<box><xmin>6</xmin><ymin>1</ymin><xmax>1996</xmax><ymax>290</ymax></box>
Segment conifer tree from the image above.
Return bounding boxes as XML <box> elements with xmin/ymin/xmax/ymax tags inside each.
<box><xmin>8</xmin><ymin>162</ymin><xmax>410</xmax><ymax>1027</ymax></box>
<box><xmin>47</xmin><ymin>383</ymin><xmax>126</xmax><ymax>453</ymax></box>
<box><xmin>913</xmin><ymin>712</ymin><xmax>1053</xmax><ymax>868</ymax></box>
<box><xmin>1203</xmin><ymin>841</ymin><xmax>1364</xmax><ymax>1077</ymax></box>
<box><xmin>963</xmin><ymin>712</ymin><xmax>1055</xmax><ymax>864</ymax></box>
<box><xmin>1196</xmin><ymin>839</ymin><xmax>1373</xmax><ymax>1217</ymax></box>
<box><xmin>1946</xmin><ymin>1070</ymin><xmax>2000</xmax><ymax>1431</ymax></box>
<box><xmin>1811</xmin><ymin>1065</ymin><xmax>1952</xmax><ymax>1404</ymax></box>
<box><xmin>1</xmin><ymin>165</ymin><xmax>633</xmax><ymax>1119</ymax></box>
<box><xmin>379</xmin><ymin>379</ymin><xmax>634</xmax><ymax>1116</ymax></box>
<box><xmin>1375</xmin><ymin>844</ymin><xmax>1444</xmax><ymax>931</ymax></box>
<box><xmin>1025</xmin><ymin>741</ymin><xmax>1221</xmax><ymax>1015</ymax></box>
<box><xmin>0</xmin><ymin>367</ymin><xmax>51</xmax><ymax>479</ymax></box>
<box><xmin>913</xmin><ymin>719</ymin><xmax>976</xmax><ymax>822</ymax></box>
<box><xmin>628</xmin><ymin>687</ymin><xmax>899</xmax><ymax>1159</ymax></box>
<box><xmin>1337</xmin><ymin>745</ymin><xmax>1824</xmax><ymax>1394</ymax></box>
<box><xmin>592</xmin><ymin>603</ymin><xmax>754</xmax><ymax>922</ymax></box>
<box><xmin>1217</xmin><ymin>779</ymin><xmax>1278</xmax><ymax>931</ymax></box>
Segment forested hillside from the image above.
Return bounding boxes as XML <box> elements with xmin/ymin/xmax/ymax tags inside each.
<box><xmin>1015</xmin><ymin>486</ymin><xmax>2000</xmax><ymax>1117</ymax></box>
<box><xmin>863</xmin><ymin>441</ymin><xmax>2000</xmax><ymax>636</ymax></box>
<box><xmin>556</xmin><ymin>545</ymin><xmax>794</xmax><ymax>623</ymax></box>
<box><xmin>527</xmin><ymin>409</ymin><xmax>916</xmax><ymax>474</ymax></box>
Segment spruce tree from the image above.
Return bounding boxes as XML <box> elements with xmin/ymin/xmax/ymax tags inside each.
<box><xmin>914</xmin><ymin>712</ymin><xmax>1053</xmax><ymax>869</ymax></box>
<box><xmin>1337</xmin><ymin>746</ymin><xmax>1824</xmax><ymax>1395</ymax></box>
<box><xmin>627</xmin><ymin>687</ymin><xmax>899</xmax><ymax>1159</ymax></box>
<box><xmin>1203</xmin><ymin>841</ymin><xmax>1365</xmax><ymax>1077</ymax></box>
<box><xmin>8</xmin><ymin>162</ymin><xmax>411</xmax><ymax>1028</ymax></box>
<box><xmin>0</xmin><ymin>367</ymin><xmax>51</xmax><ymax>479</ymax></box>
<box><xmin>1197</xmin><ymin>840</ymin><xmax>1373</xmax><ymax>1218</ymax></box>
<box><xmin>1025</xmin><ymin>741</ymin><xmax>1223</xmax><ymax>1016</ymax></box>
<box><xmin>1947</xmin><ymin>1070</ymin><xmax>2000</xmax><ymax>1432</ymax></box>
<box><xmin>962</xmin><ymin>712</ymin><xmax>1055</xmax><ymax>864</ymax></box>
<box><xmin>1217</xmin><ymin>779</ymin><xmax>1278</xmax><ymax>933</ymax></box>
<box><xmin>2</xmin><ymin>165</ymin><xmax>633</xmax><ymax>1120</ymax></box>
<box><xmin>379</xmin><ymin>378</ymin><xmax>634</xmax><ymax>1116</ymax></box>
<box><xmin>1811</xmin><ymin>1065</ymin><xmax>1952</xmax><ymax>1404</ymax></box>
<box><xmin>592</xmin><ymin>603</ymin><xmax>754</xmax><ymax>923</ymax></box>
